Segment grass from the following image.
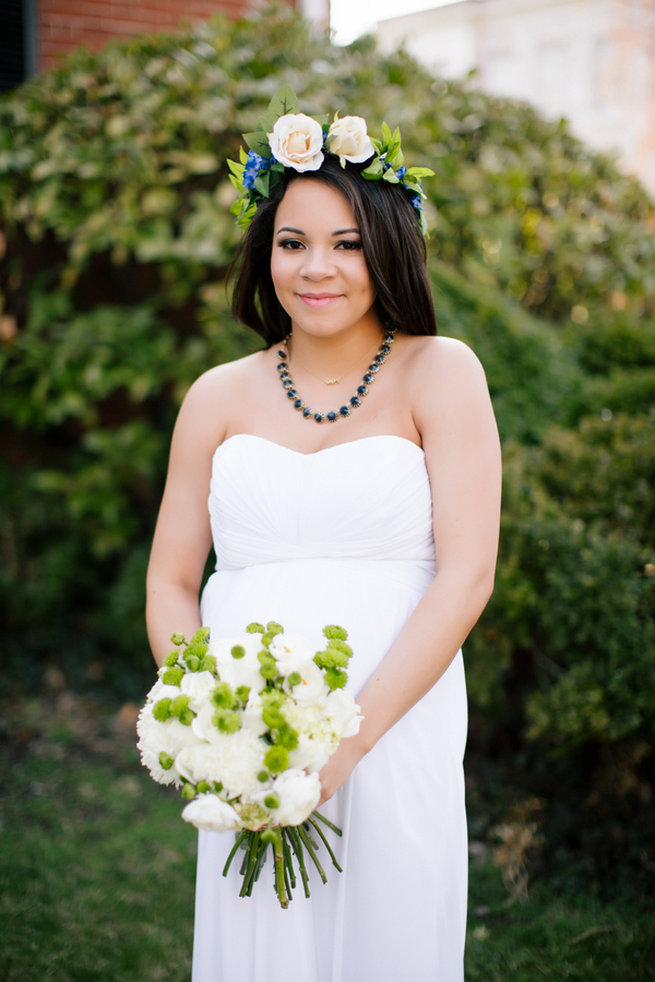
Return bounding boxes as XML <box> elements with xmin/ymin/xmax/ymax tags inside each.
<box><xmin>2</xmin><ymin>688</ymin><xmax>654</xmax><ymax>981</ymax></box>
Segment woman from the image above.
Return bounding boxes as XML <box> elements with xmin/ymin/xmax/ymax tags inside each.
<box><xmin>146</xmin><ymin>92</ymin><xmax>501</xmax><ymax>982</ymax></box>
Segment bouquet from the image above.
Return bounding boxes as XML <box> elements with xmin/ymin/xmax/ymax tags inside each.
<box><xmin>137</xmin><ymin>620</ymin><xmax>361</xmax><ymax>907</ymax></box>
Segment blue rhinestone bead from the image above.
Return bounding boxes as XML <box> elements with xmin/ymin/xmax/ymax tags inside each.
<box><xmin>339</xmin><ymin>406</ymin><xmax>351</xmax><ymax>417</ymax></box>
<box><xmin>368</xmin><ymin>363</ymin><xmax>380</xmax><ymax>373</ymax></box>
<box><xmin>294</xmin><ymin>399</ymin><xmax>303</xmax><ymax>409</ymax></box>
<box><xmin>287</xmin><ymin>389</ymin><xmax>297</xmax><ymax>398</ymax></box>
<box><xmin>314</xmin><ymin>412</ymin><xmax>325</xmax><ymax>423</ymax></box>
<box><xmin>357</xmin><ymin>385</ymin><xmax>368</xmax><ymax>395</ymax></box>
<box><xmin>363</xmin><ymin>373</ymin><xmax>374</xmax><ymax>384</ymax></box>
<box><xmin>282</xmin><ymin>379</ymin><xmax>293</xmax><ymax>389</ymax></box>
<box><xmin>350</xmin><ymin>396</ymin><xmax>361</xmax><ymax>408</ymax></box>
<box><xmin>374</xmin><ymin>354</ymin><xmax>385</xmax><ymax>364</ymax></box>
<box><xmin>326</xmin><ymin>411</ymin><xmax>338</xmax><ymax>422</ymax></box>
<box><xmin>277</xmin><ymin>361</ymin><xmax>287</xmax><ymax>370</ymax></box>
<box><xmin>302</xmin><ymin>408</ymin><xmax>312</xmax><ymax>418</ymax></box>
<box><xmin>277</xmin><ymin>350</ymin><xmax>286</xmax><ymax>359</ymax></box>
<box><xmin>380</xmin><ymin>344</ymin><xmax>391</xmax><ymax>354</ymax></box>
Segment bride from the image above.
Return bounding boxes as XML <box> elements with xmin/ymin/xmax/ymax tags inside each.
<box><xmin>145</xmin><ymin>89</ymin><xmax>501</xmax><ymax>982</ymax></box>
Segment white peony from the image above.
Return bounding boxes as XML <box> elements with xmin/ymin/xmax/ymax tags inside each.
<box><xmin>326</xmin><ymin>115</ymin><xmax>375</xmax><ymax>165</ymax></box>
<box><xmin>271</xmin><ymin>769</ymin><xmax>321</xmax><ymax>826</ymax></box>
<box><xmin>324</xmin><ymin>688</ymin><xmax>362</xmax><ymax>738</ymax></box>
<box><xmin>147</xmin><ymin>678</ymin><xmax>183</xmax><ymax>701</ymax></box>
<box><xmin>136</xmin><ymin>705</ymin><xmax>201</xmax><ymax>786</ymax></box>
<box><xmin>269</xmin><ymin>631</ymin><xmax>316</xmax><ymax>676</ymax></box>
<box><xmin>209</xmin><ymin>632</ymin><xmax>265</xmax><ymax>694</ymax></box>
<box><xmin>175</xmin><ymin>729</ymin><xmax>266</xmax><ymax>797</ymax></box>
<box><xmin>289</xmin><ymin>732</ymin><xmax>332</xmax><ymax>773</ymax></box>
<box><xmin>241</xmin><ymin>690</ymin><xmax>268</xmax><ymax>738</ymax></box>
<box><xmin>267</xmin><ymin>113</ymin><xmax>324</xmax><ymax>172</ymax></box>
<box><xmin>181</xmin><ymin>794</ymin><xmax>242</xmax><ymax>833</ymax></box>
<box><xmin>180</xmin><ymin>670</ymin><xmax>217</xmax><ymax>712</ymax></box>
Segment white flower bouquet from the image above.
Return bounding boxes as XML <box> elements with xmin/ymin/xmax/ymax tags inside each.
<box><xmin>137</xmin><ymin>620</ymin><xmax>361</xmax><ymax>908</ymax></box>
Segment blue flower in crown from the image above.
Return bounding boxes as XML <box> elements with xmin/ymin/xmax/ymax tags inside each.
<box><xmin>243</xmin><ymin>151</ymin><xmax>274</xmax><ymax>190</ymax></box>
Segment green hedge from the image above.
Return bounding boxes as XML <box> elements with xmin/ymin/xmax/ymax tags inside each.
<box><xmin>1</xmin><ymin>5</ymin><xmax>654</xmax><ymax>889</ymax></box>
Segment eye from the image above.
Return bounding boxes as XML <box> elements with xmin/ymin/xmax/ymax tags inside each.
<box><xmin>277</xmin><ymin>238</ymin><xmax>305</xmax><ymax>250</ymax></box>
<box><xmin>335</xmin><ymin>240</ymin><xmax>362</xmax><ymax>251</ymax></box>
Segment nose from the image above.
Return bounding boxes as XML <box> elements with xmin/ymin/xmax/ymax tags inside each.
<box><xmin>300</xmin><ymin>246</ymin><xmax>336</xmax><ymax>280</ymax></box>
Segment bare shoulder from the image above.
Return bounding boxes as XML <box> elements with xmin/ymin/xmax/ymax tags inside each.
<box><xmin>403</xmin><ymin>334</ymin><xmax>485</xmax><ymax>379</ymax></box>
<box><xmin>173</xmin><ymin>349</ymin><xmax>267</xmax><ymax>448</ymax></box>
<box><xmin>400</xmin><ymin>335</ymin><xmax>496</xmax><ymax>439</ymax></box>
<box><xmin>401</xmin><ymin>335</ymin><xmax>489</xmax><ymax>402</ymax></box>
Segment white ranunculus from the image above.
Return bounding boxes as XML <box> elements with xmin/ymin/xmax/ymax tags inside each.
<box><xmin>284</xmin><ymin>660</ymin><xmax>330</xmax><ymax>706</ymax></box>
<box><xmin>326</xmin><ymin>115</ymin><xmax>375</xmax><ymax>165</ymax></box>
<box><xmin>268</xmin><ymin>113</ymin><xmax>324</xmax><ymax>172</ymax></box>
<box><xmin>209</xmin><ymin>633</ymin><xmax>264</xmax><ymax>693</ymax></box>
<box><xmin>175</xmin><ymin>729</ymin><xmax>266</xmax><ymax>797</ymax></box>
<box><xmin>269</xmin><ymin>631</ymin><xmax>315</xmax><ymax>676</ymax></box>
<box><xmin>324</xmin><ymin>688</ymin><xmax>362</xmax><ymax>738</ymax></box>
<box><xmin>180</xmin><ymin>670</ymin><xmax>217</xmax><ymax>712</ymax></box>
<box><xmin>271</xmin><ymin>769</ymin><xmax>321</xmax><ymax>826</ymax></box>
<box><xmin>181</xmin><ymin>794</ymin><xmax>242</xmax><ymax>833</ymax></box>
<box><xmin>136</xmin><ymin>706</ymin><xmax>201</xmax><ymax>786</ymax></box>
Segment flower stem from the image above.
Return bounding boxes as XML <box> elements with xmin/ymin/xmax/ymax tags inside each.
<box><xmin>287</xmin><ymin>826</ymin><xmax>311</xmax><ymax>898</ymax></box>
<box><xmin>298</xmin><ymin>822</ymin><xmax>327</xmax><ymax>883</ymax></box>
<box><xmin>307</xmin><ymin>815</ymin><xmax>343</xmax><ymax>872</ymax></box>
<box><xmin>222</xmin><ymin>830</ymin><xmax>248</xmax><ymax>878</ymax></box>
<box><xmin>312</xmin><ymin>810</ymin><xmax>343</xmax><ymax>837</ymax></box>
<box><xmin>272</xmin><ymin>828</ymin><xmax>289</xmax><ymax>908</ymax></box>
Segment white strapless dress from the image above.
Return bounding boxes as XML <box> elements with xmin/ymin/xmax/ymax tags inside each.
<box><xmin>193</xmin><ymin>434</ymin><xmax>468</xmax><ymax>982</ymax></box>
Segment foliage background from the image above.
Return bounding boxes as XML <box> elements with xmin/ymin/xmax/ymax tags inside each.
<box><xmin>1</xmin><ymin>5</ymin><xmax>654</xmax><ymax>894</ymax></box>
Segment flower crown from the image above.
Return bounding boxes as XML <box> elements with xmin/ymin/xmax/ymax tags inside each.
<box><xmin>227</xmin><ymin>85</ymin><xmax>434</xmax><ymax>236</ymax></box>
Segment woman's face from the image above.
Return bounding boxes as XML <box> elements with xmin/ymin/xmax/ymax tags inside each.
<box><xmin>270</xmin><ymin>179</ymin><xmax>379</xmax><ymax>340</ymax></box>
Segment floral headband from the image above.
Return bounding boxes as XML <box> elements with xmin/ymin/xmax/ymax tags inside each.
<box><xmin>227</xmin><ymin>85</ymin><xmax>434</xmax><ymax>236</ymax></box>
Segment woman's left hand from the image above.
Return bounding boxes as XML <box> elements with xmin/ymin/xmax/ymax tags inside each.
<box><xmin>317</xmin><ymin>735</ymin><xmax>367</xmax><ymax>807</ymax></box>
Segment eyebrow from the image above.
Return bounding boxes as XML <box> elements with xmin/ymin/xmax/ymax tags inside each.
<box><xmin>275</xmin><ymin>226</ymin><xmax>360</xmax><ymax>236</ymax></box>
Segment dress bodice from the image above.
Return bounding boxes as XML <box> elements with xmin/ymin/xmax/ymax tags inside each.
<box><xmin>207</xmin><ymin>434</ymin><xmax>435</xmax><ymax>572</ymax></box>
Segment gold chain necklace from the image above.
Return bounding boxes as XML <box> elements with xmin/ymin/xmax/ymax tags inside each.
<box><xmin>276</xmin><ymin>331</ymin><xmax>396</xmax><ymax>423</ymax></box>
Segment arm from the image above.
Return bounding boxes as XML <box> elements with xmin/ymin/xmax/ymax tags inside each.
<box><xmin>146</xmin><ymin>373</ymin><xmax>225</xmax><ymax>666</ymax></box>
<box><xmin>318</xmin><ymin>338</ymin><xmax>501</xmax><ymax>802</ymax></box>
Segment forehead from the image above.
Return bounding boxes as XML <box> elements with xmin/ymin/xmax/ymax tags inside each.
<box><xmin>274</xmin><ymin>178</ymin><xmax>356</xmax><ymax>229</ymax></box>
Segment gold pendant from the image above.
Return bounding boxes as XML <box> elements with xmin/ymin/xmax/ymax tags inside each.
<box><xmin>323</xmin><ymin>377</ymin><xmax>342</xmax><ymax>386</ymax></box>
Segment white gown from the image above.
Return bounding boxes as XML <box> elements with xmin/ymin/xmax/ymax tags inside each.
<box><xmin>194</xmin><ymin>433</ymin><xmax>468</xmax><ymax>982</ymax></box>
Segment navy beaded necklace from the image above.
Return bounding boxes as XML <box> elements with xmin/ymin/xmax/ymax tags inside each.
<box><xmin>276</xmin><ymin>331</ymin><xmax>396</xmax><ymax>423</ymax></box>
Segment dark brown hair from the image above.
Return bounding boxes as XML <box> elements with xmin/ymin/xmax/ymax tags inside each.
<box><xmin>230</xmin><ymin>154</ymin><xmax>437</xmax><ymax>344</ymax></box>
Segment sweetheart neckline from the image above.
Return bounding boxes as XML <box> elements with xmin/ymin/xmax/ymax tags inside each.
<box><xmin>214</xmin><ymin>433</ymin><xmax>425</xmax><ymax>459</ymax></box>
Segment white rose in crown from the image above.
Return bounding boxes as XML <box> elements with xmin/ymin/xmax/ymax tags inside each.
<box><xmin>268</xmin><ymin>113</ymin><xmax>324</xmax><ymax>172</ymax></box>
<box><xmin>326</xmin><ymin>115</ymin><xmax>375</xmax><ymax>165</ymax></box>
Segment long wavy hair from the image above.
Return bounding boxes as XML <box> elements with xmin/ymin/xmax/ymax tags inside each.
<box><xmin>230</xmin><ymin>154</ymin><xmax>437</xmax><ymax>344</ymax></box>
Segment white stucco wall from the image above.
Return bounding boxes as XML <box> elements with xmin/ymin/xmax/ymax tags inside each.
<box><xmin>377</xmin><ymin>0</ymin><xmax>655</xmax><ymax>192</ymax></box>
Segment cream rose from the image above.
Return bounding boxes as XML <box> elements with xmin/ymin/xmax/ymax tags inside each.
<box><xmin>326</xmin><ymin>115</ymin><xmax>375</xmax><ymax>165</ymax></box>
<box><xmin>267</xmin><ymin>113</ymin><xmax>324</xmax><ymax>172</ymax></box>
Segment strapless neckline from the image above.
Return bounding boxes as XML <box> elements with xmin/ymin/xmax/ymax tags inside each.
<box><xmin>216</xmin><ymin>432</ymin><xmax>425</xmax><ymax>459</ymax></box>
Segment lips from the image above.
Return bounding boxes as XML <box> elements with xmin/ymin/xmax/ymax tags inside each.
<box><xmin>298</xmin><ymin>293</ymin><xmax>342</xmax><ymax>307</ymax></box>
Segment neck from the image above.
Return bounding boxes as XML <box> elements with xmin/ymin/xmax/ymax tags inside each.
<box><xmin>286</xmin><ymin>322</ymin><xmax>384</xmax><ymax>381</ymax></box>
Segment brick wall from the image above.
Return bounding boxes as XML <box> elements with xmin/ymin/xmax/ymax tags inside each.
<box><xmin>37</xmin><ymin>0</ymin><xmax>299</xmax><ymax>71</ymax></box>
